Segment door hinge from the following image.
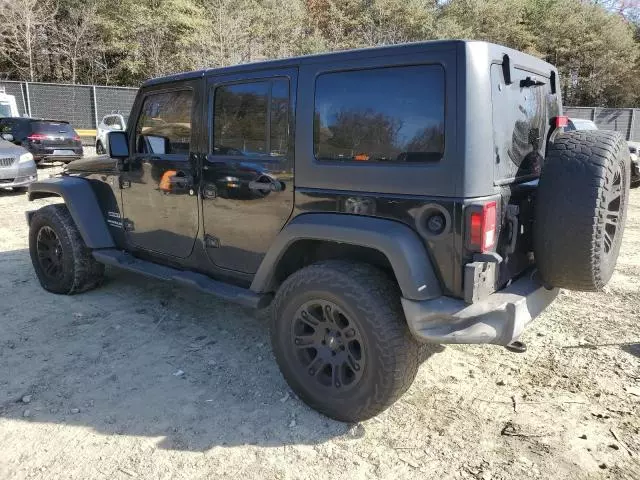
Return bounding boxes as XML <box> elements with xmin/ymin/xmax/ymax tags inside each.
<box><xmin>122</xmin><ymin>219</ymin><xmax>135</xmax><ymax>232</ymax></box>
<box><xmin>204</xmin><ymin>234</ymin><xmax>220</xmax><ymax>248</ymax></box>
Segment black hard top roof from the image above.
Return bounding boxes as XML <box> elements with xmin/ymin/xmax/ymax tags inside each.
<box><xmin>143</xmin><ymin>39</ymin><xmax>470</xmax><ymax>88</ymax></box>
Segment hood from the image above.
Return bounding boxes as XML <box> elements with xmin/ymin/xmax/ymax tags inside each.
<box><xmin>0</xmin><ymin>139</ymin><xmax>29</xmax><ymax>157</ymax></box>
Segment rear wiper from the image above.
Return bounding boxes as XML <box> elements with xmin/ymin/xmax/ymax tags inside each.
<box><xmin>520</xmin><ymin>76</ymin><xmax>546</xmax><ymax>88</ymax></box>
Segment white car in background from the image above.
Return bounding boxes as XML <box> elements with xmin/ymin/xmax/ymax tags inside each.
<box><xmin>96</xmin><ymin>113</ymin><xmax>127</xmax><ymax>154</ymax></box>
<box><xmin>565</xmin><ymin>118</ymin><xmax>599</xmax><ymax>131</ymax></box>
<box><xmin>0</xmin><ymin>87</ymin><xmax>20</xmax><ymax>118</ymax></box>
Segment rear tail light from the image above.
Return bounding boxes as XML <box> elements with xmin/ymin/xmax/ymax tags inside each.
<box><xmin>73</xmin><ymin>135</ymin><xmax>81</xmax><ymax>141</ymax></box>
<box><xmin>27</xmin><ymin>133</ymin><xmax>47</xmax><ymax>141</ymax></box>
<box><xmin>554</xmin><ymin>115</ymin><xmax>568</xmax><ymax>128</ymax></box>
<box><xmin>466</xmin><ymin>201</ymin><xmax>497</xmax><ymax>252</ymax></box>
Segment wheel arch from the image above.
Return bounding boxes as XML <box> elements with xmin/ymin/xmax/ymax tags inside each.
<box><xmin>27</xmin><ymin>177</ymin><xmax>115</xmax><ymax>249</ymax></box>
<box><xmin>251</xmin><ymin>213</ymin><xmax>442</xmax><ymax>301</ymax></box>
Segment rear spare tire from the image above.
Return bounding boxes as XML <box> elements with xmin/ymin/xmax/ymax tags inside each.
<box><xmin>534</xmin><ymin>130</ymin><xmax>629</xmax><ymax>291</ymax></box>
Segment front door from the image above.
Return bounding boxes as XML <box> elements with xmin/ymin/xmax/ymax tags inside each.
<box><xmin>202</xmin><ymin>69</ymin><xmax>297</xmax><ymax>273</ymax></box>
<box><xmin>120</xmin><ymin>84</ymin><xmax>200</xmax><ymax>258</ymax></box>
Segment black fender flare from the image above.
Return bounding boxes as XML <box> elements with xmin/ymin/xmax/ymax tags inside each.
<box><xmin>27</xmin><ymin>177</ymin><xmax>115</xmax><ymax>249</ymax></box>
<box><xmin>250</xmin><ymin>213</ymin><xmax>442</xmax><ymax>301</ymax></box>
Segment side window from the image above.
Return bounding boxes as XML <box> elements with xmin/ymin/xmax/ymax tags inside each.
<box><xmin>212</xmin><ymin>78</ymin><xmax>289</xmax><ymax>158</ymax></box>
<box><xmin>314</xmin><ymin>65</ymin><xmax>445</xmax><ymax>163</ymax></box>
<box><xmin>135</xmin><ymin>90</ymin><xmax>192</xmax><ymax>155</ymax></box>
<box><xmin>0</xmin><ymin>119</ymin><xmax>21</xmax><ymax>139</ymax></box>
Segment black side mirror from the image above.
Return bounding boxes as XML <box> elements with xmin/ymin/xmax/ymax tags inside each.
<box><xmin>108</xmin><ymin>131</ymin><xmax>129</xmax><ymax>159</ymax></box>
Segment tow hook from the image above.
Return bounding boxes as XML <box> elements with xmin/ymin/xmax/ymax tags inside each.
<box><xmin>505</xmin><ymin>340</ymin><xmax>527</xmax><ymax>353</ymax></box>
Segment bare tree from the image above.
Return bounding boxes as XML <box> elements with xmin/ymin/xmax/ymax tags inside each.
<box><xmin>53</xmin><ymin>1</ymin><xmax>100</xmax><ymax>84</ymax></box>
<box><xmin>0</xmin><ymin>0</ymin><xmax>57</xmax><ymax>81</ymax></box>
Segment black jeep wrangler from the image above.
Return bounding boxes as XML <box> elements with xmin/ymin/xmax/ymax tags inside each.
<box><xmin>26</xmin><ymin>41</ymin><xmax>630</xmax><ymax>422</ymax></box>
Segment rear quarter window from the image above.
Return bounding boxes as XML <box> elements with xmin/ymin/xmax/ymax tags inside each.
<box><xmin>313</xmin><ymin>65</ymin><xmax>445</xmax><ymax>164</ymax></box>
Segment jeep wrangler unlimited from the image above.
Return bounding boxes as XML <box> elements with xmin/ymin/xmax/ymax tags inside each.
<box><xmin>25</xmin><ymin>41</ymin><xmax>630</xmax><ymax>422</ymax></box>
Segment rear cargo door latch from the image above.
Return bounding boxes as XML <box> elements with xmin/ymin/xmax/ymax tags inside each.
<box><xmin>505</xmin><ymin>205</ymin><xmax>520</xmax><ymax>255</ymax></box>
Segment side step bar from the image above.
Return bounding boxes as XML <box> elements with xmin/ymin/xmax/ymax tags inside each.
<box><xmin>92</xmin><ymin>249</ymin><xmax>272</xmax><ymax>309</ymax></box>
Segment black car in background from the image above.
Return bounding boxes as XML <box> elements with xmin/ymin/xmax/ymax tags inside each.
<box><xmin>0</xmin><ymin>117</ymin><xmax>83</xmax><ymax>163</ymax></box>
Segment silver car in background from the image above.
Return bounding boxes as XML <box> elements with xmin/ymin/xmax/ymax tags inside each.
<box><xmin>0</xmin><ymin>138</ymin><xmax>37</xmax><ymax>191</ymax></box>
<box><xmin>95</xmin><ymin>113</ymin><xmax>127</xmax><ymax>154</ymax></box>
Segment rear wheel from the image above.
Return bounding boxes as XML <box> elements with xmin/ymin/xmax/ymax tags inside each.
<box><xmin>271</xmin><ymin>260</ymin><xmax>420</xmax><ymax>422</ymax></box>
<box><xmin>96</xmin><ymin>141</ymin><xmax>105</xmax><ymax>154</ymax></box>
<box><xmin>534</xmin><ymin>131</ymin><xmax>630</xmax><ymax>291</ymax></box>
<box><xmin>29</xmin><ymin>204</ymin><xmax>105</xmax><ymax>294</ymax></box>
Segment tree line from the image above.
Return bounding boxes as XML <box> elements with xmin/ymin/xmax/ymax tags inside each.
<box><xmin>1</xmin><ymin>0</ymin><xmax>639</xmax><ymax>107</ymax></box>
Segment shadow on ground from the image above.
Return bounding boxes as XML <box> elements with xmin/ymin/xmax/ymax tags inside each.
<box><xmin>0</xmin><ymin>247</ymin><xmax>442</xmax><ymax>452</ymax></box>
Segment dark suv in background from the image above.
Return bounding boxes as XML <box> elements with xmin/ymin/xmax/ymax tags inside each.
<box><xmin>0</xmin><ymin>117</ymin><xmax>83</xmax><ymax>163</ymax></box>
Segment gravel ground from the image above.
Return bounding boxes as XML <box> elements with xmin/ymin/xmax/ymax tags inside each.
<box><xmin>0</xmin><ymin>164</ymin><xmax>639</xmax><ymax>480</ymax></box>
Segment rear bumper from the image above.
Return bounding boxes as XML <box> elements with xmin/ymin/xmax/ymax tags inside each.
<box><xmin>401</xmin><ymin>269</ymin><xmax>558</xmax><ymax>345</ymax></box>
<box><xmin>30</xmin><ymin>146</ymin><xmax>84</xmax><ymax>163</ymax></box>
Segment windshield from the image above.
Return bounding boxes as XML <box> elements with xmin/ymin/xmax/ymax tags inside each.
<box><xmin>0</xmin><ymin>103</ymin><xmax>12</xmax><ymax>117</ymax></box>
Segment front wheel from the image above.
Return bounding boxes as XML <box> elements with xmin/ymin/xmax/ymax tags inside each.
<box><xmin>271</xmin><ymin>260</ymin><xmax>420</xmax><ymax>422</ymax></box>
<box><xmin>29</xmin><ymin>204</ymin><xmax>105</xmax><ymax>294</ymax></box>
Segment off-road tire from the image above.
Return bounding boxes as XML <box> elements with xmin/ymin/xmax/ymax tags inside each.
<box><xmin>29</xmin><ymin>204</ymin><xmax>105</xmax><ymax>294</ymax></box>
<box><xmin>271</xmin><ymin>260</ymin><xmax>420</xmax><ymax>422</ymax></box>
<box><xmin>534</xmin><ymin>130</ymin><xmax>629</xmax><ymax>291</ymax></box>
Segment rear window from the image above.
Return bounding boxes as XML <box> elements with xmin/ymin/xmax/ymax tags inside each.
<box><xmin>31</xmin><ymin>121</ymin><xmax>76</xmax><ymax>136</ymax></box>
<box><xmin>314</xmin><ymin>65</ymin><xmax>445</xmax><ymax>163</ymax></box>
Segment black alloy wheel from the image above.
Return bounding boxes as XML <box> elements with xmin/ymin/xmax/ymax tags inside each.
<box><xmin>291</xmin><ymin>300</ymin><xmax>365</xmax><ymax>392</ymax></box>
<box><xmin>603</xmin><ymin>165</ymin><xmax>625</xmax><ymax>257</ymax></box>
<box><xmin>36</xmin><ymin>225</ymin><xmax>65</xmax><ymax>281</ymax></box>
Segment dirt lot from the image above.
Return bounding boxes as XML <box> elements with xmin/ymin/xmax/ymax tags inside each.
<box><xmin>1</xmin><ymin>165</ymin><xmax>639</xmax><ymax>480</ymax></box>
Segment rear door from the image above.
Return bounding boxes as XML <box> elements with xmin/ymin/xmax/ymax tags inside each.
<box><xmin>201</xmin><ymin>69</ymin><xmax>296</xmax><ymax>273</ymax></box>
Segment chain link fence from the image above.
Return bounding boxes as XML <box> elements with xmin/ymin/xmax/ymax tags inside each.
<box><xmin>2</xmin><ymin>80</ymin><xmax>639</xmax><ymax>144</ymax></box>
<box><xmin>564</xmin><ymin>107</ymin><xmax>640</xmax><ymax>141</ymax></box>
<box><xmin>0</xmin><ymin>80</ymin><xmax>137</xmax><ymax>144</ymax></box>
